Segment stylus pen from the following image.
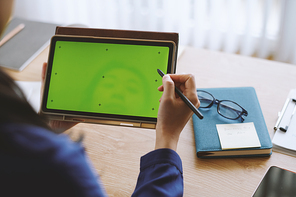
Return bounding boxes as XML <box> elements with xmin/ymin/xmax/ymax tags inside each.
<box><xmin>279</xmin><ymin>98</ymin><xmax>296</xmax><ymax>132</ymax></box>
<box><xmin>157</xmin><ymin>69</ymin><xmax>203</xmax><ymax>119</ymax></box>
<box><xmin>274</xmin><ymin>97</ymin><xmax>290</xmax><ymax>131</ymax></box>
<box><xmin>0</xmin><ymin>23</ymin><xmax>25</xmax><ymax>47</ymax></box>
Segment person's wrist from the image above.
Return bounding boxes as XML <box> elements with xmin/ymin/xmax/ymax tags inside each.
<box><xmin>155</xmin><ymin>128</ymin><xmax>180</xmax><ymax>151</ymax></box>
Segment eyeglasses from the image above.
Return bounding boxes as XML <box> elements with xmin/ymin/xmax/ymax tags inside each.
<box><xmin>197</xmin><ymin>90</ymin><xmax>248</xmax><ymax>122</ymax></box>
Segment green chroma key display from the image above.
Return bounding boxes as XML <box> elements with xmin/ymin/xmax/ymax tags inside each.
<box><xmin>46</xmin><ymin>38</ymin><xmax>171</xmax><ymax>119</ymax></box>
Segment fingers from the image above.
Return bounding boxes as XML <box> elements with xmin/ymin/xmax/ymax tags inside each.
<box><xmin>158</xmin><ymin>74</ymin><xmax>195</xmax><ymax>92</ymax></box>
<box><xmin>170</xmin><ymin>74</ymin><xmax>197</xmax><ymax>102</ymax></box>
<box><xmin>162</xmin><ymin>75</ymin><xmax>175</xmax><ymax>100</ymax></box>
<box><xmin>158</xmin><ymin>73</ymin><xmax>199</xmax><ymax>107</ymax></box>
<box><xmin>41</xmin><ymin>62</ymin><xmax>47</xmax><ymax>81</ymax></box>
<box><xmin>41</xmin><ymin>62</ymin><xmax>47</xmax><ymax>105</ymax></box>
<box><xmin>169</xmin><ymin>74</ymin><xmax>196</xmax><ymax>91</ymax></box>
<box><xmin>158</xmin><ymin>85</ymin><xmax>164</xmax><ymax>92</ymax></box>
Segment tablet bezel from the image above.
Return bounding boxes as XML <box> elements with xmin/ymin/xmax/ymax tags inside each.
<box><xmin>40</xmin><ymin>35</ymin><xmax>176</xmax><ymax>127</ymax></box>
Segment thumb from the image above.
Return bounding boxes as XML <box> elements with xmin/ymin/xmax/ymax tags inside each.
<box><xmin>162</xmin><ymin>75</ymin><xmax>175</xmax><ymax>99</ymax></box>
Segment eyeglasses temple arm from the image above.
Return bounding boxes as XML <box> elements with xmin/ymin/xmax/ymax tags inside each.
<box><xmin>200</xmin><ymin>97</ymin><xmax>246</xmax><ymax>115</ymax></box>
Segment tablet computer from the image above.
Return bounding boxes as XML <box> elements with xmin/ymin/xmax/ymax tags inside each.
<box><xmin>40</xmin><ymin>35</ymin><xmax>177</xmax><ymax>128</ymax></box>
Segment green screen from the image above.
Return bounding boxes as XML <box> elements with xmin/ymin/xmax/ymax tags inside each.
<box><xmin>46</xmin><ymin>40</ymin><xmax>170</xmax><ymax>119</ymax></box>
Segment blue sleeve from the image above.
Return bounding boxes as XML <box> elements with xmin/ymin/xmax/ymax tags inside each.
<box><xmin>0</xmin><ymin>124</ymin><xmax>107</xmax><ymax>197</ymax></box>
<box><xmin>132</xmin><ymin>149</ymin><xmax>183</xmax><ymax>197</ymax></box>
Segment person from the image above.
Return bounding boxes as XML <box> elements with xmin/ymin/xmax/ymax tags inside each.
<box><xmin>0</xmin><ymin>0</ymin><xmax>200</xmax><ymax>196</ymax></box>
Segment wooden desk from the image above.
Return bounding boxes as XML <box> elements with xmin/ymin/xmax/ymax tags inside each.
<box><xmin>4</xmin><ymin>46</ymin><xmax>296</xmax><ymax>196</ymax></box>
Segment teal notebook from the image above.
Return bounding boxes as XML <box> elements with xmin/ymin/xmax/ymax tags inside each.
<box><xmin>192</xmin><ymin>87</ymin><xmax>272</xmax><ymax>158</ymax></box>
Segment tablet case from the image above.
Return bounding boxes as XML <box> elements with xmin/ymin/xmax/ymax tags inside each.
<box><xmin>192</xmin><ymin>87</ymin><xmax>272</xmax><ymax>158</ymax></box>
<box><xmin>55</xmin><ymin>26</ymin><xmax>179</xmax><ymax>73</ymax></box>
<box><xmin>42</xmin><ymin>27</ymin><xmax>179</xmax><ymax>129</ymax></box>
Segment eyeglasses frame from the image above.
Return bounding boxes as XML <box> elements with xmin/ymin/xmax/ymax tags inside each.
<box><xmin>197</xmin><ymin>90</ymin><xmax>248</xmax><ymax>122</ymax></box>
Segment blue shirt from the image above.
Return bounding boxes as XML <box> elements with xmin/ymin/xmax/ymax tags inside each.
<box><xmin>0</xmin><ymin>124</ymin><xmax>183</xmax><ymax>197</ymax></box>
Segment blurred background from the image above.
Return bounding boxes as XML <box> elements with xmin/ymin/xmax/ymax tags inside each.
<box><xmin>13</xmin><ymin>0</ymin><xmax>296</xmax><ymax>65</ymax></box>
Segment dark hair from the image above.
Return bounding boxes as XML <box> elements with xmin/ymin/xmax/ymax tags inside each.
<box><xmin>0</xmin><ymin>68</ymin><xmax>49</xmax><ymax>129</ymax></box>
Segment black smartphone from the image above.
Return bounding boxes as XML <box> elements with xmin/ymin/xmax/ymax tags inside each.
<box><xmin>252</xmin><ymin>166</ymin><xmax>296</xmax><ymax>197</ymax></box>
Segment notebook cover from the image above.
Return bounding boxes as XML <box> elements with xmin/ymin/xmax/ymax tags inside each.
<box><xmin>192</xmin><ymin>87</ymin><xmax>272</xmax><ymax>158</ymax></box>
<box><xmin>0</xmin><ymin>17</ymin><xmax>57</xmax><ymax>71</ymax></box>
<box><xmin>55</xmin><ymin>26</ymin><xmax>179</xmax><ymax>73</ymax></box>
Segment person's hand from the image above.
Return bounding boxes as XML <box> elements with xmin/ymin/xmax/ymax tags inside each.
<box><xmin>41</xmin><ymin>62</ymin><xmax>78</xmax><ymax>133</ymax></box>
<box><xmin>155</xmin><ymin>74</ymin><xmax>200</xmax><ymax>151</ymax></box>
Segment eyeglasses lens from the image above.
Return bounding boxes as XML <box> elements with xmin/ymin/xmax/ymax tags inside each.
<box><xmin>197</xmin><ymin>91</ymin><xmax>213</xmax><ymax>108</ymax></box>
<box><xmin>218</xmin><ymin>101</ymin><xmax>242</xmax><ymax>119</ymax></box>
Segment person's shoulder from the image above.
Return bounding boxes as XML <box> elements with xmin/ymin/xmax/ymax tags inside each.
<box><xmin>0</xmin><ymin>123</ymin><xmax>81</xmax><ymax>157</ymax></box>
<box><xmin>0</xmin><ymin>125</ymin><xmax>106</xmax><ymax>196</ymax></box>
